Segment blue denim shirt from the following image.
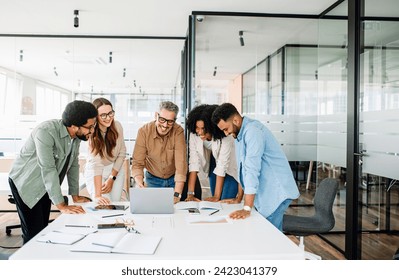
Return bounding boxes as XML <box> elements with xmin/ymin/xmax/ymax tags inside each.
<box><xmin>236</xmin><ymin>117</ymin><xmax>299</xmax><ymax>218</ymax></box>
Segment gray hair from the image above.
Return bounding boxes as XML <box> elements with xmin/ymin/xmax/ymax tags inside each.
<box><xmin>159</xmin><ymin>101</ymin><xmax>179</xmax><ymax>115</ymax></box>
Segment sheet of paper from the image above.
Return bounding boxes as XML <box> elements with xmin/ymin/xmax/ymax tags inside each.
<box><xmin>185</xmin><ymin>215</ymin><xmax>231</xmax><ymax>225</ymax></box>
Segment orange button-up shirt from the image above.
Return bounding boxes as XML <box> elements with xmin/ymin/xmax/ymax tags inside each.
<box><xmin>131</xmin><ymin>121</ymin><xmax>187</xmax><ymax>183</ymax></box>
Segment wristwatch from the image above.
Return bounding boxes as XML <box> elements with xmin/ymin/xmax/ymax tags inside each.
<box><xmin>187</xmin><ymin>191</ymin><xmax>195</xmax><ymax>196</ymax></box>
<box><xmin>174</xmin><ymin>192</ymin><xmax>181</xmax><ymax>198</ymax></box>
<box><xmin>109</xmin><ymin>175</ymin><xmax>117</xmax><ymax>181</ymax></box>
<box><xmin>243</xmin><ymin>205</ymin><xmax>252</xmax><ymax>212</ymax></box>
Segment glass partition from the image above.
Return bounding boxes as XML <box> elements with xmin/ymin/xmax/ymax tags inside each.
<box><xmin>317</xmin><ymin>15</ymin><xmax>348</xmax><ymax>254</ymax></box>
<box><xmin>359</xmin><ymin>6</ymin><xmax>399</xmax><ymax>258</ymax></box>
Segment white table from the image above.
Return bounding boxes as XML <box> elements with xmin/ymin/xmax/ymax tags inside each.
<box><xmin>10</xmin><ymin>203</ymin><xmax>304</xmax><ymax>260</ymax></box>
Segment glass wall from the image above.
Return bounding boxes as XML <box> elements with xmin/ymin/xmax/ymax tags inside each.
<box><xmin>358</xmin><ymin>0</ymin><xmax>399</xmax><ymax>259</ymax></box>
<box><xmin>193</xmin><ymin>1</ymin><xmax>399</xmax><ymax>259</ymax></box>
<box><xmin>317</xmin><ymin>14</ymin><xmax>348</xmax><ymax>254</ymax></box>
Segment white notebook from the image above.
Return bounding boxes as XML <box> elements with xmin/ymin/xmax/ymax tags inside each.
<box><xmin>175</xmin><ymin>201</ymin><xmax>222</xmax><ymax>211</ymax></box>
<box><xmin>70</xmin><ymin>232</ymin><xmax>162</xmax><ymax>255</ymax></box>
<box><xmin>36</xmin><ymin>227</ymin><xmax>98</xmax><ymax>245</ymax></box>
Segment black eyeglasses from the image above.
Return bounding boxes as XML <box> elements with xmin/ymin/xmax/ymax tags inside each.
<box><xmin>157</xmin><ymin>113</ymin><xmax>176</xmax><ymax>125</ymax></box>
<box><xmin>80</xmin><ymin>123</ymin><xmax>96</xmax><ymax>132</ymax></box>
<box><xmin>99</xmin><ymin>110</ymin><xmax>115</xmax><ymax>120</ymax></box>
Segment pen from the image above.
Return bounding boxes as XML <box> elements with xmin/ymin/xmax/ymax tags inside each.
<box><xmin>65</xmin><ymin>225</ymin><xmax>92</xmax><ymax>228</ymax></box>
<box><xmin>102</xmin><ymin>213</ymin><xmax>125</xmax><ymax>218</ymax></box>
<box><xmin>209</xmin><ymin>210</ymin><xmax>219</xmax><ymax>216</ymax></box>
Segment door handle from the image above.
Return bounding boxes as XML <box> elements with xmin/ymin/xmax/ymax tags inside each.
<box><xmin>354</xmin><ymin>151</ymin><xmax>368</xmax><ymax>157</ymax></box>
<box><xmin>354</xmin><ymin>151</ymin><xmax>368</xmax><ymax>165</ymax></box>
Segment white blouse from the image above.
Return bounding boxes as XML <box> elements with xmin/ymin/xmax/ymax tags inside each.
<box><xmin>85</xmin><ymin>120</ymin><xmax>127</xmax><ymax>176</ymax></box>
<box><xmin>188</xmin><ymin>132</ymin><xmax>238</xmax><ymax>182</ymax></box>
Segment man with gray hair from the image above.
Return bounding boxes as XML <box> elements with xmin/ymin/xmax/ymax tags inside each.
<box><xmin>131</xmin><ymin>101</ymin><xmax>187</xmax><ymax>203</ymax></box>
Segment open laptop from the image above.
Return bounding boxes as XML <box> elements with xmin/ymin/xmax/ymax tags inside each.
<box><xmin>130</xmin><ymin>187</ymin><xmax>174</xmax><ymax>214</ymax></box>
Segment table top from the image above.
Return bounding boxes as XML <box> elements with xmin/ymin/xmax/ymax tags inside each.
<box><xmin>10</xmin><ymin>202</ymin><xmax>304</xmax><ymax>260</ymax></box>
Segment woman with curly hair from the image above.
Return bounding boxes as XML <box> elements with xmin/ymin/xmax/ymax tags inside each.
<box><xmin>186</xmin><ymin>104</ymin><xmax>242</xmax><ymax>202</ymax></box>
<box><xmin>84</xmin><ymin>98</ymin><xmax>127</xmax><ymax>204</ymax></box>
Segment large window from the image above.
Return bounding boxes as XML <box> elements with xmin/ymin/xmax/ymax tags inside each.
<box><xmin>0</xmin><ymin>37</ymin><xmax>185</xmax><ymax>158</ymax></box>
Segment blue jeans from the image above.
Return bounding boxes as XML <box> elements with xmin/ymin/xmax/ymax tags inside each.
<box><xmin>145</xmin><ymin>171</ymin><xmax>175</xmax><ymax>188</ymax></box>
<box><xmin>266</xmin><ymin>199</ymin><xmax>292</xmax><ymax>231</ymax></box>
<box><xmin>209</xmin><ymin>172</ymin><xmax>238</xmax><ymax>200</ymax></box>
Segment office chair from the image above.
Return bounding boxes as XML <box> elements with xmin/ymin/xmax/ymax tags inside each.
<box><xmin>394</xmin><ymin>248</ymin><xmax>399</xmax><ymax>260</ymax></box>
<box><xmin>6</xmin><ymin>195</ymin><xmax>68</xmax><ymax>236</ymax></box>
<box><xmin>283</xmin><ymin>177</ymin><xmax>339</xmax><ymax>260</ymax></box>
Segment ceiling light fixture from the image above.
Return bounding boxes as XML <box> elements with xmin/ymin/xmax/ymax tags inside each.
<box><xmin>74</xmin><ymin>10</ymin><xmax>79</xmax><ymax>28</ymax></box>
<box><xmin>213</xmin><ymin>66</ymin><xmax>217</xmax><ymax>77</ymax></box>
<box><xmin>53</xmin><ymin>67</ymin><xmax>58</xmax><ymax>76</ymax></box>
<box><xmin>239</xmin><ymin>31</ymin><xmax>245</xmax><ymax>47</ymax></box>
<box><xmin>19</xmin><ymin>50</ymin><xmax>23</xmax><ymax>62</ymax></box>
<box><xmin>109</xmin><ymin>51</ymin><xmax>113</xmax><ymax>63</ymax></box>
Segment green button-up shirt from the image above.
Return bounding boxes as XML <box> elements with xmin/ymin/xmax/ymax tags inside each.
<box><xmin>9</xmin><ymin>119</ymin><xmax>81</xmax><ymax>209</ymax></box>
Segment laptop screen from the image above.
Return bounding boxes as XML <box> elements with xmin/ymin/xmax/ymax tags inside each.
<box><xmin>129</xmin><ymin>188</ymin><xmax>174</xmax><ymax>214</ymax></box>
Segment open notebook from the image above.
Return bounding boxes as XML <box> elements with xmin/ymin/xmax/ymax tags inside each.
<box><xmin>70</xmin><ymin>231</ymin><xmax>162</xmax><ymax>255</ymax></box>
<box><xmin>175</xmin><ymin>201</ymin><xmax>222</xmax><ymax>211</ymax></box>
<box><xmin>36</xmin><ymin>227</ymin><xmax>98</xmax><ymax>245</ymax></box>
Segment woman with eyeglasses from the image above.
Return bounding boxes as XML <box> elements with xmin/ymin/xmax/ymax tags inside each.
<box><xmin>84</xmin><ymin>98</ymin><xmax>127</xmax><ymax>204</ymax></box>
<box><xmin>186</xmin><ymin>104</ymin><xmax>243</xmax><ymax>203</ymax></box>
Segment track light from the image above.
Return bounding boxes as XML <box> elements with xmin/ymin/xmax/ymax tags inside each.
<box><xmin>239</xmin><ymin>31</ymin><xmax>245</xmax><ymax>47</ymax></box>
<box><xmin>123</xmin><ymin>68</ymin><xmax>126</xmax><ymax>78</ymax></box>
<box><xmin>74</xmin><ymin>10</ymin><xmax>79</xmax><ymax>28</ymax></box>
<box><xmin>213</xmin><ymin>66</ymin><xmax>217</xmax><ymax>77</ymax></box>
<box><xmin>109</xmin><ymin>51</ymin><xmax>113</xmax><ymax>63</ymax></box>
<box><xmin>53</xmin><ymin>67</ymin><xmax>58</xmax><ymax>76</ymax></box>
<box><xmin>19</xmin><ymin>50</ymin><xmax>23</xmax><ymax>62</ymax></box>
<box><xmin>133</xmin><ymin>80</ymin><xmax>136</xmax><ymax>87</ymax></box>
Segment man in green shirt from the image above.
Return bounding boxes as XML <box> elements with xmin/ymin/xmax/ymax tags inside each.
<box><xmin>8</xmin><ymin>100</ymin><xmax>98</xmax><ymax>243</ymax></box>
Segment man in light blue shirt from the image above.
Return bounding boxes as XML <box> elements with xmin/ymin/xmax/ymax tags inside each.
<box><xmin>8</xmin><ymin>100</ymin><xmax>98</xmax><ymax>243</ymax></box>
<box><xmin>212</xmin><ymin>103</ymin><xmax>299</xmax><ymax>230</ymax></box>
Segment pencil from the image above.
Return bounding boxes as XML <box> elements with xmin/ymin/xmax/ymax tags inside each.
<box><xmin>209</xmin><ymin>209</ymin><xmax>220</xmax><ymax>216</ymax></box>
<box><xmin>65</xmin><ymin>225</ymin><xmax>92</xmax><ymax>228</ymax></box>
<box><xmin>102</xmin><ymin>213</ymin><xmax>125</xmax><ymax>218</ymax></box>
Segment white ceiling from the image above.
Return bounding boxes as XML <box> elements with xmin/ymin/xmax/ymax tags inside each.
<box><xmin>0</xmin><ymin>0</ymin><xmax>346</xmax><ymax>95</ymax></box>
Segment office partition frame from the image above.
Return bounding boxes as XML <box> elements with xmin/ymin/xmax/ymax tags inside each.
<box><xmin>188</xmin><ymin>0</ymin><xmax>399</xmax><ymax>260</ymax></box>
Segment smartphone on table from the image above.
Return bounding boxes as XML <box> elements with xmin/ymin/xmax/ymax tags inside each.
<box><xmin>188</xmin><ymin>208</ymin><xmax>200</xmax><ymax>214</ymax></box>
<box><xmin>94</xmin><ymin>205</ymin><xmax>129</xmax><ymax>210</ymax></box>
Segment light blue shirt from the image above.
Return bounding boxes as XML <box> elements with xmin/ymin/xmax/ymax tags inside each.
<box><xmin>236</xmin><ymin>117</ymin><xmax>299</xmax><ymax>218</ymax></box>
